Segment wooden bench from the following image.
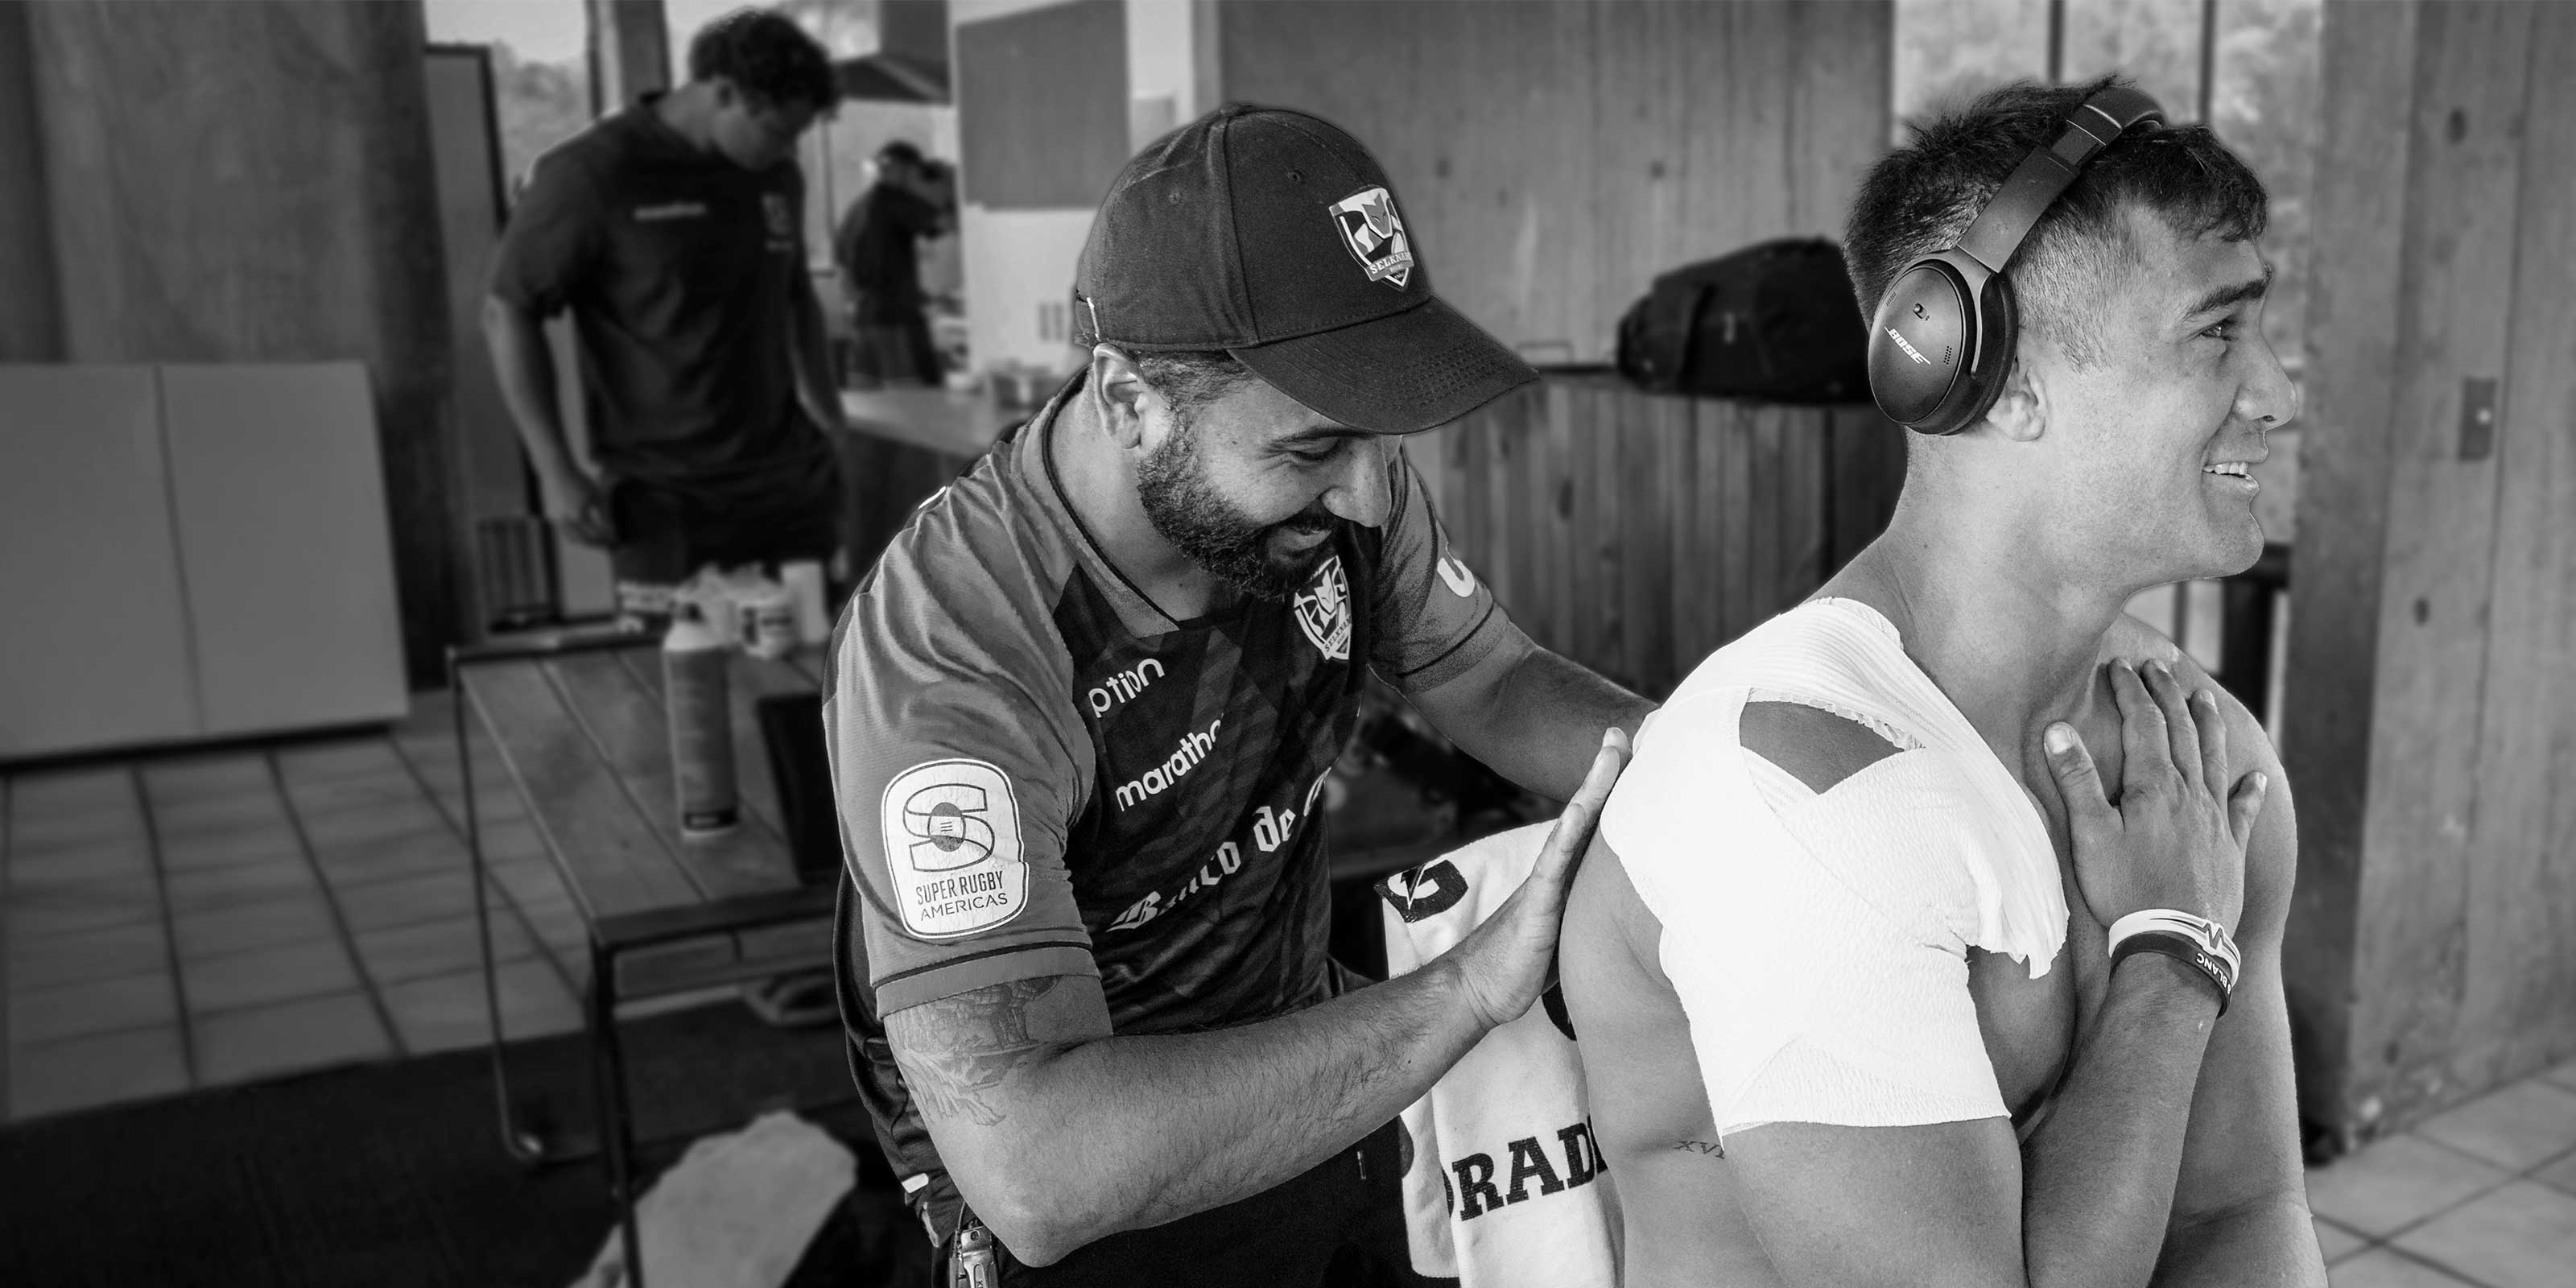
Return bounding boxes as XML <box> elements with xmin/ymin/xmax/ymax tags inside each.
<box><xmin>447</xmin><ymin>628</ymin><xmax>841</xmax><ymax>1288</ymax></box>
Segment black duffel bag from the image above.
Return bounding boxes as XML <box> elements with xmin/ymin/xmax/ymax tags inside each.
<box><xmin>1614</xmin><ymin>237</ymin><xmax>1870</xmax><ymax>402</ymax></box>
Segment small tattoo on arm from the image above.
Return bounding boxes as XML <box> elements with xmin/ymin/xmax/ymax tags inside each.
<box><xmin>1672</xmin><ymin>1138</ymin><xmax>1725</xmax><ymax>1158</ymax></box>
<box><xmin>886</xmin><ymin>976</ymin><xmax>1073</xmax><ymax>1129</ymax></box>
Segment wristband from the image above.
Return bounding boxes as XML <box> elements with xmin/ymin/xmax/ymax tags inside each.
<box><xmin>2111</xmin><ymin>931</ymin><xmax>2233</xmax><ymax>1014</ymax></box>
<box><xmin>2108</xmin><ymin>909</ymin><xmax>2240</xmax><ymax>977</ymax></box>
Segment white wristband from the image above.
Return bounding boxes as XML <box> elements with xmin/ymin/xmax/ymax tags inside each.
<box><xmin>2107</xmin><ymin>909</ymin><xmax>2241</xmax><ymax>986</ymax></box>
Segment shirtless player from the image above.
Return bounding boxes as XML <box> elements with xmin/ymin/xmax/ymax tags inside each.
<box><xmin>1559</xmin><ymin>80</ymin><xmax>2326</xmax><ymax>1287</ymax></box>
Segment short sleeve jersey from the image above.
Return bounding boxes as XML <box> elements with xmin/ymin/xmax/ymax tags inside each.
<box><xmin>824</xmin><ymin>374</ymin><xmax>1507</xmax><ymax>1202</ymax></box>
<box><xmin>488</xmin><ymin>94</ymin><xmax>828</xmax><ymax>489</ymax></box>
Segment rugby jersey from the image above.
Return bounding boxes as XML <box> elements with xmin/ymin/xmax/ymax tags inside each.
<box><xmin>824</xmin><ymin>372</ymin><xmax>1506</xmax><ymax>1224</ymax></box>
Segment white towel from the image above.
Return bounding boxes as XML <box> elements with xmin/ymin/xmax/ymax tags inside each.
<box><xmin>1381</xmin><ymin>823</ymin><xmax>1621</xmax><ymax>1288</ymax></box>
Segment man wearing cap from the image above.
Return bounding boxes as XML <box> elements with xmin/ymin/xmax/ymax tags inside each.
<box><xmin>824</xmin><ymin>104</ymin><xmax>1649</xmax><ymax>1282</ymax></box>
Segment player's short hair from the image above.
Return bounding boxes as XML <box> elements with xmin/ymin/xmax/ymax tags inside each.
<box><xmin>687</xmin><ymin>8</ymin><xmax>840</xmax><ymax>112</ymax></box>
<box><xmin>877</xmin><ymin>141</ymin><xmax>926</xmax><ymax>170</ymax></box>
<box><xmin>1843</xmin><ymin>76</ymin><xmax>2268</xmax><ymax>369</ymax></box>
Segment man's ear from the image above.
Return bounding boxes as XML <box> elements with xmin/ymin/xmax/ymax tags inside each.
<box><xmin>1089</xmin><ymin>345</ymin><xmax>1151</xmax><ymax>450</ymax></box>
<box><xmin>1982</xmin><ymin>356</ymin><xmax>2049</xmax><ymax>444</ymax></box>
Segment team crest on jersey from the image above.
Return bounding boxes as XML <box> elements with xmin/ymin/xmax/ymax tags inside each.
<box><xmin>881</xmin><ymin>758</ymin><xmax>1026</xmax><ymax>939</ymax></box>
<box><xmin>1293</xmin><ymin>555</ymin><xmax>1352</xmax><ymax>662</ymax></box>
<box><xmin>1327</xmin><ymin>187</ymin><xmax>1414</xmax><ymax>289</ymax></box>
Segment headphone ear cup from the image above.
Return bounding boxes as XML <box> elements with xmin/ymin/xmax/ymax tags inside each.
<box><xmin>1866</xmin><ymin>259</ymin><xmax>1974</xmax><ymax>429</ymax></box>
<box><xmin>1941</xmin><ymin>271</ymin><xmax>2020</xmax><ymax>436</ymax></box>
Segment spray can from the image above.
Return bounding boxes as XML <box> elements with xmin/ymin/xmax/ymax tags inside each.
<box><xmin>663</xmin><ymin>602</ymin><xmax>739</xmax><ymax>839</ymax></box>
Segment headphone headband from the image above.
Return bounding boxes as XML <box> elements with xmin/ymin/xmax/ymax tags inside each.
<box><xmin>1956</xmin><ymin>86</ymin><xmax>2165</xmax><ymax>272</ymax></box>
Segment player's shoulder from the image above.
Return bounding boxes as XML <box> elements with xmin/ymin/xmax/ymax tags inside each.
<box><xmin>2099</xmin><ymin>612</ymin><xmax>2280</xmax><ymax>775</ymax></box>
<box><xmin>840</xmin><ymin>451</ymin><xmax>1077</xmax><ymax>692</ymax></box>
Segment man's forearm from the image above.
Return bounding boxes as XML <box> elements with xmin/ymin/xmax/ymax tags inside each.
<box><xmin>1452</xmin><ymin>646</ymin><xmax>1649</xmax><ymax>803</ymax></box>
<box><xmin>2021</xmin><ymin>952</ymin><xmax>2226</xmax><ymax>1288</ymax></box>
<box><xmin>2153</xmin><ymin>1195</ymin><xmax>2322</xmax><ymax>1287</ymax></box>
<box><xmin>892</xmin><ymin>960</ymin><xmax>1488</xmax><ymax>1265</ymax></box>
<box><xmin>481</xmin><ymin>299</ymin><xmax>579</xmax><ymax>480</ymax></box>
<box><xmin>790</xmin><ymin>280</ymin><xmax>847</xmax><ymax>431</ymax></box>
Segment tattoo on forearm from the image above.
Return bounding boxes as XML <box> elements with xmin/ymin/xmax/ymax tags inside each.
<box><xmin>887</xmin><ymin>976</ymin><xmax>1071</xmax><ymax>1129</ymax></box>
<box><xmin>1673</xmin><ymin>1138</ymin><xmax>1726</xmax><ymax>1158</ymax></box>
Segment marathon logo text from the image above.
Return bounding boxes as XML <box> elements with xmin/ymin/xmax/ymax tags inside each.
<box><xmin>1112</xmin><ymin>716</ymin><xmax>1223</xmax><ymax>810</ymax></box>
<box><xmin>1446</xmin><ymin>1119</ymin><xmax>1608</xmax><ymax>1221</ymax></box>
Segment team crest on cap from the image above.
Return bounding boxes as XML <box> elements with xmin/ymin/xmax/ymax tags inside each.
<box><xmin>1327</xmin><ymin>187</ymin><xmax>1414</xmax><ymax>289</ymax></box>
<box><xmin>1293</xmin><ymin>555</ymin><xmax>1352</xmax><ymax>661</ymax></box>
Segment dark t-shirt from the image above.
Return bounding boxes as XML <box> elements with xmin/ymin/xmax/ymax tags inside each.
<box><xmin>824</xmin><ymin>374</ymin><xmax>1508</xmax><ymax>1233</ymax></box>
<box><xmin>833</xmin><ymin>182</ymin><xmax>942</xmax><ymax>322</ymax></box>
<box><xmin>489</xmin><ymin>95</ymin><xmax>828</xmax><ymax>491</ymax></box>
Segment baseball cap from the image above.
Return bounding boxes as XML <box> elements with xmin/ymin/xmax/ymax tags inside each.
<box><xmin>1071</xmin><ymin>104</ymin><xmax>1537</xmax><ymax>434</ymax></box>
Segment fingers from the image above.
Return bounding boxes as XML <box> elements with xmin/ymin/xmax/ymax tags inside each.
<box><xmin>2043</xmin><ymin>721</ymin><xmax>2112</xmax><ymax>826</ymax></box>
<box><xmin>2193</xmin><ymin>687</ymin><xmax>2231</xmax><ymax>800</ymax></box>
<box><xmin>2107</xmin><ymin>661</ymin><xmax>2173</xmax><ymax>782</ymax></box>
<box><xmin>2138</xmin><ymin>661</ymin><xmax>2201</xmax><ymax>791</ymax></box>
<box><xmin>1533</xmin><ymin>727</ymin><xmax>1631</xmax><ymax>877</ymax></box>
<box><xmin>2226</xmin><ymin>770</ymin><xmax>2269</xmax><ymax>848</ymax></box>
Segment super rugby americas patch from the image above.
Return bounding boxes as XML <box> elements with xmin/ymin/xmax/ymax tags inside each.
<box><xmin>1327</xmin><ymin>186</ymin><xmax>1414</xmax><ymax>288</ymax></box>
<box><xmin>881</xmin><ymin>758</ymin><xmax>1026</xmax><ymax>939</ymax></box>
<box><xmin>1294</xmin><ymin>555</ymin><xmax>1352</xmax><ymax>662</ymax></box>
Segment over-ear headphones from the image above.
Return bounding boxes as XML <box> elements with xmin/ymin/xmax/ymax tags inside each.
<box><xmin>1866</xmin><ymin>86</ymin><xmax>2165</xmax><ymax>436</ymax></box>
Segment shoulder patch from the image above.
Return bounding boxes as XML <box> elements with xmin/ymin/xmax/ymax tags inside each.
<box><xmin>880</xmin><ymin>758</ymin><xmax>1028</xmax><ymax>939</ymax></box>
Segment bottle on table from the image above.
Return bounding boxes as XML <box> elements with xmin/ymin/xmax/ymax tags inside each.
<box><xmin>663</xmin><ymin>601</ymin><xmax>739</xmax><ymax>840</ymax></box>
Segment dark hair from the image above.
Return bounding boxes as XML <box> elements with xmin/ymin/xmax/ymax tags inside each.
<box><xmin>1133</xmin><ymin>351</ymin><xmax>1256</xmax><ymax>422</ymax></box>
<box><xmin>1844</xmin><ymin>76</ymin><xmax>2268</xmax><ymax>368</ymax></box>
<box><xmin>686</xmin><ymin>8</ymin><xmax>839</xmax><ymax>111</ymax></box>
<box><xmin>877</xmin><ymin>140</ymin><xmax>926</xmax><ymax>170</ymax></box>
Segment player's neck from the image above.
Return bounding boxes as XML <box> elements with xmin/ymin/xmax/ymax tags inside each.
<box><xmin>1052</xmin><ymin>394</ymin><xmax>1228</xmax><ymax>621</ymax></box>
<box><xmin>1834</xmin><ymin>497</ymin><xmax>2130</xmax><ymax>763</ymax></box>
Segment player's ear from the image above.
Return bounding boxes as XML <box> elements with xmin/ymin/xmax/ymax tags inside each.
<box><xmin>1983</xmin><ymin>357</ymin><xmax>2048</xmax><ymax>444</ymax></box>
<box><xmin>1091</xmin><ymin>345</ymin><xmax>1152</xmax><ymax>450</ymax></box>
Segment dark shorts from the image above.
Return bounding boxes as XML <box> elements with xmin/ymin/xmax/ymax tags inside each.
<box><xmin>952</xmin><ymin>1117</ymin><xmax>1439</xmax><ymax>1288</ymax></box>
<box><xmin>605</xmin><ymin>451</ymin><xmax>844</xmax><ymax>587</ymax></box>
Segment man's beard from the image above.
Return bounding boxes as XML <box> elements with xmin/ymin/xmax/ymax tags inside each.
<box><xmin>1136</xmin><ymin>419</ymin><xmax>1335</xmax><ymax>602</ymax></box>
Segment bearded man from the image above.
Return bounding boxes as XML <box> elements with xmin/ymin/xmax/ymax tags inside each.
<box><xmin>823</xmin><ymin>104</ymin><xmax>1646</xmax><ymax>1285</ymax></box>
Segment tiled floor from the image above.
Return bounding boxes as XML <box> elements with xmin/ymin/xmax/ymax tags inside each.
<box><xmin>2</xmin><ymin>691</ymin><xmax>593</xmax><ymax>1122</ymax></box>
<box><xmin>2309</xmin><ymin>1065</ymin><xmax>2576</xmax><ymax>1287</ymax></box>
<box><xmin>6</xmin><ymin>699</ymin><xmax>2576</xmax><ymax>1283</ymax></box>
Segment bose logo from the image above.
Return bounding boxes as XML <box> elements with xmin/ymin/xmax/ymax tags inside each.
<box><xmin>1112</xmin><ymin>717</ymin><xmax>1223</xmax><ymax>810</ymax></box>
<box><xmin>1885</xmin><ymin>327</ymin><xmax>1934</xmax><ymax>366</ymax></box>
<box><xmin>1088</xmin><ymin>657</ymin><xmax>1164</xmax><ymax>717</ymax></box>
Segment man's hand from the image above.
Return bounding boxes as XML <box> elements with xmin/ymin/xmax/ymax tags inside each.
<box><xmin>1447</xmin><ymin>727</ymin><xmax>1629</xmax><ymax>1029</ymax></box>
<box><xmin>2048</xmin><ymin>660</ymin><xmax>2264</xmax><ymax>933</ymax></box>
<box><xmin>538</xmin><ymin>465</ymin><xmax>615</xmax><ymax>547</ymax></box>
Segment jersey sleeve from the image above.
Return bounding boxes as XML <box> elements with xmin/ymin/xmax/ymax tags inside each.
<box><xmin>1602</xmin><ymin>712</ymin><xmax>2007</xmax><ymax>1139</ymax></box>
<box><xmin>825</xmin><ymin>595</ymin><xmax>1100</xmax><ymax>1017</ymax></box>
<box><xmin>489</xmin><ymin>147</ymin><xmax>604</xmax><ymax>316</ymax></box>
<box><xmin>1368</xmin><ymin>447</ymin><xmax>1509</xmax><ymax>692</ymax></box>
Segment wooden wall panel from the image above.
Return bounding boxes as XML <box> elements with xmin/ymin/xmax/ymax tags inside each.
<box><xmin>1427</xmin><ymin>379</ymin><xmax>1905</xmax><ymax>700</ymax></box>
<box><xmin>2454</xmin><ymin>1</ymin><xmax>2576</xmax><ymax>1100</ymax></box>
<box><xmin>2343</xmin><ymin>0</ymin><xmax>2533</xmax><ymax>1131</ymax></box>
<box><xmin>24</xmin><ymin>1</ymin><xmax>461</xmax><ymax>689</ymax></box>
<box><xmin>1217</xmin><ymin>1</ymin><xmax>1893</xmax><ymax>363</ymax></box>
<box><xmin>2293</xmin><ymin>0</ymin><xmax>2576</xmax><ymax>1142</ymax></box>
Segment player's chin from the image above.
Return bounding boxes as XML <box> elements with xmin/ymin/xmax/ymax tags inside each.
<box><xmin>2183</xmin><ymin>507</ymin><xmax>2267</xmax><ymax>579</ymax></box>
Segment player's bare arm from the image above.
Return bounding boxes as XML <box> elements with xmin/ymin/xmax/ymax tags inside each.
<box><xmin>882</xmin><ymin>733</ymin><xmax>1627</xmax><ymax>1266</ymax></box>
